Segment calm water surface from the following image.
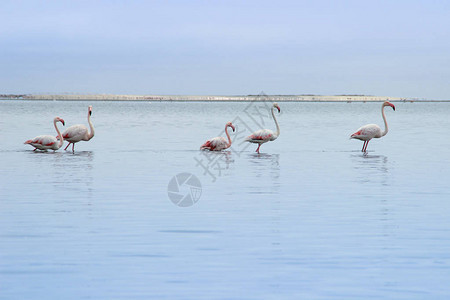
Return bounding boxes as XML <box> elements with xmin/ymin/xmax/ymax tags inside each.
<box><xmin>1</xmin><ymin>100</ymin><xmax>450</xmax><ymax>299</ymax></box>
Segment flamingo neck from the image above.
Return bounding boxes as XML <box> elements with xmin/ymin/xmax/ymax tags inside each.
<box><xmin>381</xmin><ymin>105</ymin><xmax>388</xmax><ymax>137</ymax></box>
<box><xmin>87</xmin><ymin>112</ymin><xmax>95</xmax><ymax>140</ymax></box>
<box><xmin>272</xmin><ymin>107</ymin><xmax>280</xmax><ymax>137</ymax></box>
<box><xmin>54</xmin><ymin>119</ymin><xmax>64</xmax><ymax>148</ymax></box>
<box><xmin>225</xmin><ymin>125</ymin><xmax>232</xmax><ymax>147</ymax></box>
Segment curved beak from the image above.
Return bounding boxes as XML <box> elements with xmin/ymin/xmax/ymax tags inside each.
<box><xmin>89</xmin><ymin>107</ymin><xmax>93</xmax><ymax>116</ymax></box>
<box><xmin>60</xmin><ymin>119</ymin><xmax>65</xmax><ymax>126</ymax></box>
<box><xmin>230</xmin><ymin>124</ymin><xmax>236</xmax><ymax>132</ymax></box>
<box><xmin>277</xmin><ymin>106</ymin><xmax>281</xmax><ymax>113</ymax></box>
<box><xmin>390</xmin><ymin>104</ymin><xmax>396</xmax><ymax>111</ymax></box>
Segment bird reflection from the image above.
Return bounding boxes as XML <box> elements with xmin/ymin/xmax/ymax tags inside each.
<box><xmin>351</xmin><ymin>153</ymin><xmax>396</xmax><ymax>250</ymax></box>
<box><xmin>246</xmin><ymin>153</ymin><xmax>280</xmax><ymax>193</ymax></box>
<box><xmin>352</xmin><ymin>153</ymin><xmax>389</xmax><ymax>183</ymax></box>
<box><xmin>52</xmin><ymin>151</ymin><xmax>95</xmax><ymax>197</ymax></box>
<box><xmin>194</xmin><ymin>150</ymin><xmax>235</xmax><ymax>182</ymax></box>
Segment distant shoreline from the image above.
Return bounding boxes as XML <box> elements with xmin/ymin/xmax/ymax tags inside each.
<box><xmin>0</xmin><ymin>93</ymin><xmax>436</xmax><ymax>102</ymax></box>
<box><xmin>3</xmin><ymin>99</ymin><xmax>449</xmax><ymax>103</ymax></box>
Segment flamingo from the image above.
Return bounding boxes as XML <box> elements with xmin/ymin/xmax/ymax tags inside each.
<box><xmin>200</xmin><ymin>122</ymin><xmax>235</xmax><ymax>151</ymax></box>
<box><xmin>350</xmin><ymin>101</ymin><xmax>396</xmax><ymax>152</ymax></box>
<box><xmin>245</xmin><ymin>102</ymin><xmax>281</xmax><ymax>153</ymax></box>
<box><xmin>24</xmin><ymin>117</ymin><xmax>65</xmax><ymax>151</ymax></box>
<box><xmin>60</xmin><ymin>105</ymin><xmax>95</xmax><ymax>152</ymax></box>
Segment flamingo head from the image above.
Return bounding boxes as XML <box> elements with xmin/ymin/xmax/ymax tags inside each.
<box><xmin>55</xmin><ymin>117</ymin><xmax>65</xmax><ymax>126</ymax></box>
<box><xmin>383</xmin><ymin>101</ymin><xmax>395</xmax><ymax>111</ymax></box>
<box><xmin>226</xmin><ymin>122</ymin><xmax>235</xmax><ymax>132</ymax></box>
<box><xmin>88</xmin><ymin>105</ymin><xmax>93</xmax><ymax>116</ymax></box>
<box><xmin>273</xmin><ymin>102</ymin><xmax>281</xmax><ymax>113</ymax></box>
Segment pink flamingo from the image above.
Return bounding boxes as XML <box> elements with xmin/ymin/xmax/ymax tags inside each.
<box><xmin>351</xmin><ymin>101</ymin><xmax>396</xmax><ymax>152</ymax></box>
<box><xmin>245</xmin><ymin>102</ymin><xmax>281</xmax><ymax>153</ymax></box>
<box><xmin>200</xmin><ymin>122</ymin><xmax>235</xmax><ymax>151</ymax></box>
<box><xmin>60</xmin><ymin>106</ymin><xmax>95</xmax><ymax>152</ymax></box>
<box><xmin>24</xmin><ymin>117</ymin><xmax>65</xmax><ymax>151</ymax></box>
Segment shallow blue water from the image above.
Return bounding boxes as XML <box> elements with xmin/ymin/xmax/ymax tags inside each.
<box><xmin>1</xmin><ymin>100</ymin><xmax>450</xmax><ymax>299</ymax></box>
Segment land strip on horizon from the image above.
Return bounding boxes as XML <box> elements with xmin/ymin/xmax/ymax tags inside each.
<box><xmin>0</xmin><ymin>93</ymin><xmax>432</xmax><ymax>102</ymax></box>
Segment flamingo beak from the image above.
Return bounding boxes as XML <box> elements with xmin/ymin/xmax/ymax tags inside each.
<box><xmin>277</xmin><ymin>107</ymin><xmax>281</xmax><ymax>113</ymax></box>
<box><xmin>61</xmin><ymin>119</ymin><xmax>65</xmax><ymax>126</ymax></box>
<box><xmin>391</xmin><ymin>104</ymin><xmax>396</xmax><ymax>111</ymax></box>
<box><xmin>231</xmin><ymin>125</ymin><xmax>235</xmax><ymax>132</ymax></box>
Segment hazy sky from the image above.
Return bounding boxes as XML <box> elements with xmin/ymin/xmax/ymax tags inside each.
<box><xmin>1</xmin><ymin>0</ymin><xmax>449</xmax><ymax>99</ymax></box>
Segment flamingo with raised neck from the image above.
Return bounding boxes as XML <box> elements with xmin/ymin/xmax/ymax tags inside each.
<box><xmin>350</xmin><ymin>101</ymin><xmax>396</xmax><ymax>152</ymax></box>
<box><xmin>245</xmin><ymin>102</ymin><xmax>281</xmax><ymax>154</ymax></box>
<box><xmin>60</xmin><ymin>106</ymin><xmax>95</xmax><ymax>152</ymax></box>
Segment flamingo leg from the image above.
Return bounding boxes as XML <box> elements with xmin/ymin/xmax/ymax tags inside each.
<box><xmin>256</xmin><ymin>144</ymin><xmax>261</xmax><ymax>153</ymax></box>
<box><xmin>64</xmin><ymin>143</ymin><xmax>71</xmax><ymax>151</ymax></box>
<box><xmin>363</xmin><ymin>141</ymin><xmax>370</xmax><ymax>152</ymax></box>
<box><xmin>72</xmin><ymin>143</ymin><xmax>75</xmax><ymax>152</ymax></box>
<box><xmin>361</xmin><ymin>141</ymin><xmax>367</xmax><ymax>152</ymax></box>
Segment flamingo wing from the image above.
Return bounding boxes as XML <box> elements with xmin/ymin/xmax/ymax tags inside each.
<box><xmin>61</xmin><ymin>125</ymin><xmax>88</xmax><ymax>142</ymax></box>
<box><xmin>200</xmin><ymin>137</ymin><xmax>228</xmax><ymax>151</ymax></box>
<box><xmin>25</xmin><ymin>135</ymin><xmax>42</xmax><ymax>145</ymax></box>
<box><xmin>246</xmin><ymin>129</ymin><xmax>275</xmax><ymax>143</ymax></box>
<box><xmin>209</xmin><ymin>137</ymin><xmax>228</xmax><ymax>150</ymax></box>
<box><xmin>200</xmin><ymin>140</ymin><xmax>213</xmax><ymax>150</ymax></box>
<box><xmin>351</xmin><ymin>124</ymin><xmax>381</xmax><ymax>140</ymax></box>
<box><xmin>25</xmin><ymin>135</ymin><xmax>58</xmax><ymax>150</ymax></box>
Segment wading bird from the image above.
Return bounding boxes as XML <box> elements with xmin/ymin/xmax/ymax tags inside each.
<box><xmin>350</xmin><ymin>101</ymin><xmax>395</xmax><ymax>152</ymax></box>
<box><xmin>25</xmin><ymin>117</ymin><xmax>65</xmax><ymax>151</ymax></box>
<box><xmin>200</xmin><ymin>122</ymin><xmax>235</xmax><ymax>151</ymax></box>
<box><xmin>60</xmin><ymin>106</ymin><xmax>95</xmax><ymax>152</ymax></box>
<box><xmin>245</xmin><ymin>102</ymin><xmax>281</xmax><ymax>154</ymax></box>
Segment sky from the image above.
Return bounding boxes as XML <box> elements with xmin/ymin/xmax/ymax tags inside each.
<box><xmin>1</xmin><ymin>0</ymin><xmax>450</xmax><ymax>99</ymax></box>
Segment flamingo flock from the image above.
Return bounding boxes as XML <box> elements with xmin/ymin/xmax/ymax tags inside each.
<box><xmin>200</xmin><ymin>101</ymin><xmax>395</xmax><ymax>153</ymax></box>
<box><xmin>25</xmin><ymin>101</ymin><xmax>396</xmax><ymax>154</ymax></box>
<box><xmin>25</xmin><ymin>106</ymin><xmax>95</xmax><ymax>152</ymax></box>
